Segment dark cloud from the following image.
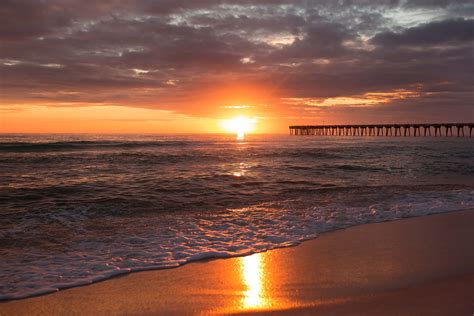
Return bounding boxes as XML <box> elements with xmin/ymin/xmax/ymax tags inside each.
<box><xmin>0</xmin><ymin>0</ymin><xmax>70</xmax><ymax>40</ymax></box>
<box><xmin>372</xmin><ymin>18</ymin><xmax>474</xmax><ymax>47</ymax></box>
<box><xmin>402</xmin><ymin>0</ymin><xmax>474</xmax><ymax>8</ymax></box>
<box><xmin>0</xmin><ymin>0</ymin><xmax>473</xmax><ymax>122</ymax></box>
<box><xmin>275</xmin><ymin>21</ymin><xmax>353</xmax><ymax>59</ymax></box>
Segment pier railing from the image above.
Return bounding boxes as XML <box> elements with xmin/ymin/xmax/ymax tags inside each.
<box><xmin>289</xmin><ymin>124</ymin><xmax>474</xmax><ymax>137</ymax></box>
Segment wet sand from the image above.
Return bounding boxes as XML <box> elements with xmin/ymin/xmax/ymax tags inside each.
<box><xmin>1</xmin><ymin>209</ymin><xmax>474</xmax><ymax>315</ymax></box>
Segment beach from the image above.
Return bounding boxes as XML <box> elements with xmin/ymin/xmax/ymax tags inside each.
<box><xmin>2</xmin><ymin>209</ymin><xmax>473</xmax><ymax>315</ymax></box>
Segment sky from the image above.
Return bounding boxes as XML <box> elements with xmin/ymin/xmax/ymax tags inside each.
<box><xmin>1</xmin><ymin>0</ymin><xmax>473</xmax><ymax>133</ymax></box>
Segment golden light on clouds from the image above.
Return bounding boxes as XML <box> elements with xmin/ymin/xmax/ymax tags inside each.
<box><xmin>281</xmin><ymin>88</ymin><xmax>422</xmax><ymax>108</ymax></box>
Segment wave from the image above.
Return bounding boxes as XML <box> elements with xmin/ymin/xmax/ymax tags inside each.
<box><xmin>332</xmin><ymin>164</ymin><xmax>388</xmax><ymax>171</ymax></box>
<box><xmin>1</xmin><ymin>185</ymin><xmax>473</xmax><ymax>300</ymax></box>
<box><xmin>273</xmin><ymin>149</ymin><xmax>343</xmax><ymax>159</ymax></box>
<box><xmin>0</xmin><ymin>140</ymin><xmax>193</xmax><ymax>152</ymax></box>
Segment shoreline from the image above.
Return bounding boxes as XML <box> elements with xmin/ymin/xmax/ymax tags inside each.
<box><xmin>1</xmin><ymin>209</ymin><xmax>474</xmax><ymax>315</ymax></box>
<box><xmin>1</xmin><ymin>207</ymin><xmax>473</xmax><ymax>302</ymax></box>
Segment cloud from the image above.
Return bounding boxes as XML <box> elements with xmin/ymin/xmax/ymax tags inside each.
<box><xmin>371</xmin><ymin>18</ymin><xmax>474</xmax><ymax>47</ymax></box>
<box><xmin>0</xmin><ymin>0</ymin><xmax>473</xmax><ymax>124</ymax></box>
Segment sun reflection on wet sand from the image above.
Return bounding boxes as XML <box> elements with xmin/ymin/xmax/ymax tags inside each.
<box><xmin>241</xmin><ymin>253</ymin><xmax>269</xmax><ymax>309</ymax></box>
<box><xmin>209</xmin><ymin>249</ymin><xmax>297</xmax><ymax>314</ymax></box>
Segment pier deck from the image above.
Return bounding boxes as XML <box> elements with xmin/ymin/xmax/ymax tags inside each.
<box><xmin>289</xmin><ymin>124</ymin><xmax>474</xmax><ymax>137</ymax></box>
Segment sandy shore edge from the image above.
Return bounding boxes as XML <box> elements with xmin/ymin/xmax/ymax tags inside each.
<box><xmin>1</xmin><ymin>209</ymin><xmax>474</xmax><ymax>315</ymax></box>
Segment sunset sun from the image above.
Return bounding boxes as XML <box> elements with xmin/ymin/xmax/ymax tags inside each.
<box><xmin>221</xmin><ymin>116</ymin><xmax>257</xmax><ymax>140</ymax></box>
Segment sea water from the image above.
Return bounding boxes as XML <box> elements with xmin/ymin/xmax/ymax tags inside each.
<box><xmin>1</xmin><ymin>134</ymin><xmax>473</xmax><ymax>299</ymax></box>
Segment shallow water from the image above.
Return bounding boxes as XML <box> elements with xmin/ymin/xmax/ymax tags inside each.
<box><xmin>1</xmin><ymin>134</ymin><xmax>473</xmax><ymax>299</ymax></box>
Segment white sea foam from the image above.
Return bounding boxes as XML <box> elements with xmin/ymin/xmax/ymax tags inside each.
<box><xmin>1</xmin><ymin>187</ymin><xmax>473</xmax><ymax>300</ymax></box>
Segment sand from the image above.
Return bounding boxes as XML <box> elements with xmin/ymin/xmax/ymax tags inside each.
<box><xmin>1</xmin><ymin>209</ymin><xmax>474</xmax><ymax>315</ymax></box>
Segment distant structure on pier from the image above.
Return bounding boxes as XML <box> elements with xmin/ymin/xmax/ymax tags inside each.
<box><xmin>289</xmin><ymin>123</ymin><xmax>474</xmax><ymax>137</ymax></box>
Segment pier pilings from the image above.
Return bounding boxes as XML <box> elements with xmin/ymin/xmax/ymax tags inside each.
<box><xmin>289</xmin><ymin>124</ymin><xmax>474</xmax><ymax>137</ymax></box>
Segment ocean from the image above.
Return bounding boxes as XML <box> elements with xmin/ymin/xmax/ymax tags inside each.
<box><xmin>1</xmin><ymin>133</ymin><xmax>473</xmax><ymax>300</ymax></box>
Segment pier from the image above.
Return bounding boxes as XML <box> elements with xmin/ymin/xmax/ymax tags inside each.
<box><xmin>289</xmin><ymin>123</ymin><xmax>474</xmax><ymax>137</ymax></box>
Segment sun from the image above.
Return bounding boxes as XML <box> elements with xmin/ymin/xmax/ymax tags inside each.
<box><xmin>221</xmin><ymin>116</ymin><xmax>257</xmax><ymax>140</ymax></box>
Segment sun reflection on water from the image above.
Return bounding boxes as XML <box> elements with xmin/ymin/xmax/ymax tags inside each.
<box><xmin>232</xmin><ymin>162</ymin><xmax>247</xmax><ymax>177</ymax></box>
<box><xmin>237</xmin><ymin>131</ymin><xmax>245</xmax><ymax>140</ymax></box>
